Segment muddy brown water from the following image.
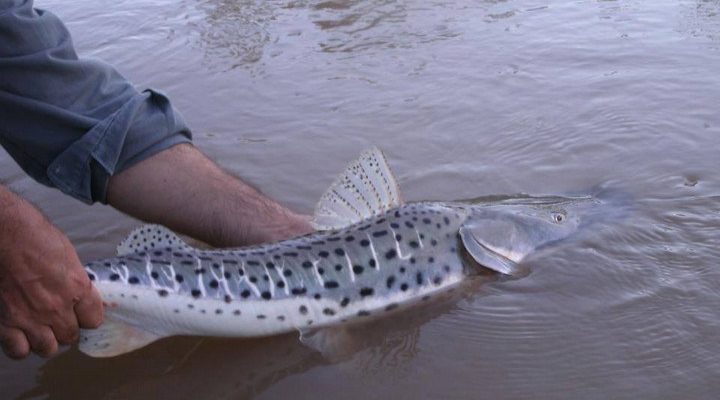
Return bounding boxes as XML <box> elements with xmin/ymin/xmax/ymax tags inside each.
<box><xmin>2</xmin><ymin>0</ymin><xmax>720</xmax><ymax>399</ymax></box>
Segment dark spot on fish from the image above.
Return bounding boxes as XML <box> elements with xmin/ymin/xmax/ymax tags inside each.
<box><xmin>359</xmin><ymin>224</ymin><xmax>372</xmax><ymax>231</ymax></box>
<box><xmin>261</xmin><ymin>291</ymin><xmax>272</xmax><ymax>300</ymax></box>
<box><xmin>292</xmin><ymin>287</ymin><xmax>307</xmax><ymax>295</ymax></box>
<box><xmin>360</xmin><ymin>287</ymin><xmax>374</xmax><ymax>297</ymax></box>
<box><xmin>373</xmin><ymin>230</ymin><xmax>388</xmax><ymax>238</ymax></box>
<box><xmin>422</xmin><ymin>295</ymin><xmax>431</xmax><ymax>301</ymax></box>
<box><xmin>345</xmin><ymin>236</ymin><xmax>355</xmax><ymax>242</ymax></box>
<box><xmin>233</xmin><ymin>310</ymin><xmax>241</xmax><ymax>316</ymax></box>
<box><xmin>128</xmin><ymin>277</ymin><xmax>140</xmax><ymax>284</ymax></box>
<box><xmin>358</xmin><ymin>310</ymin><xmax>371</xmax><ymax>317</ymax></box>
<box><xmin>385</xmin><ymin>249</ymin><xmax>397</xmax><ymax>260</ymax></box>
<box><xmin>249</xmin><ymin>276</ymin><xmax>257</xmax><ymax>283</ymax></box>
<box><xmin>172</xmin><ymin>252</ymin><xmax>183</xmax><ymax>257</ymax></box>
<box><xmin>87</xmin><ymin>273</ymin><xmax>96</xmax><ymax>281</ymax></box>
<box><xmin>353</xmin><ymin>265</ymin><xmax>364</xmax><ymax>274</ymax></box>
<box><xmin>387</xmin><ymin>276</ymin><xmax>396</xmax><ymax>289</ymax></box>
<box><xmin>311</xmin><ymin>240</ymin><xmax>325</xmax><ymax>245</ymax></box>
<box><xmin>335</xmin><ymin>264</ymin><xmax>343</xmax><ymax>271</ymax></box>
<box><xmin>409</xmin><ymin>241</ymin><xmax>419</xmax><ymax>248</ymax></box>
<box><xmin>153</xmin><ymin>250</ymin><xmax>163</xmax><ymax>256</ymax></box>
<box><xmin>191</xmin><ymin>289</ymin><xmax>201</xmax><ymax>298</ymax></box>
<box><xmin>360</xmin><ymin>239</ymin><xmax>370</xmax><ymax>247</ymax></box>
<box><xmin>444</xmin><ymin>216</ymin><xmax>450</xmax><ymax>225</ymax></box>
<box><xmin>257</xmin><ymin>314</ymin><xmax>266</xmax><ymax>320</ymax></box>
<box><xmin>215</xmin><ymin>309</ymin><xmax>223</xmax><ymax>315</ymax></box>
<box><xmin>318</xmin><ymin>267</ymin><xmax>325</xmax><ymax>275</ymax></box>
<box><xmin>297</xmin><ymin>245</ymin><xmax>312</xmax><ymax>250</ymax></box>
<box><xmin>314</xmin><ymin>293</ymin><xmax>322</xmax><ymax>300</ymax></box>
<box><xmin>302</xmin><ymin>261</ymin><xmax>313</xmax><ymax>269</ymax></box>
<box><xmin>277</xmin><ymin>281</ymin><xmax>285</xmax><ymax>288</ymax></box>
<box><xmin>410</xmin><ymin>257</ymin><xmax>416</xmax><ymax>264</ymax></box>
<box><xmin>277</xmin><ymin>315</ymin><xmax>285</xmax><ymax>321</ymax></box>
<box><xmin>273</xmin><ymin>254</ymin><xmax>281</xmax><ymax>260</ymax></box>
<box><xmin>224</xmin><ymin>271</ymin><xmax>231</xmax><ymax>279</ymax></box>
<box><xmin>400</xmin><ymin>266</ymin><xmax>406</xmax><ymax>273</ymax></box>
<box><xmin>241</xmin><ymin>290</ymin><xmax>251</xmax><ymax>298</ymax></box>
<box><xmin>341</xmin><ymin>297</ymin><xmax>350</xmax><ymax>307</ymax></box>
<box><xmin>433</xmin><ymin>276</ymin><xmax>442</xmax><ymax>285</ymax></box>
<box><xmin>400</xmin><ymin>283</ymin><xmax>409</xmax><ymax>291</ymax></box>
<box><xmin>103</xmin><ymin>262</ymin><xmax>112</xmax><ymax>267</ymax></box>
<box><xmin>327</xmin><ymin>237</ymin><xmax>341</xmax><ymax>242</ymax></box>
<box><xmin>444</xmin><ymin>265</ymin><xmax>451</xmax><ymax>273</ymax></box>
<box><xmin>385</xmin><ymin>303</ymin><xmax>399</xmax><ymax>311</ymax></box>
<box><xmin>395</xmin><ymin>234</ymin><xmax>402</xmax><ymax>241</ymax></box>
<box><xmin>324</xmin><ymin>281</ymin><xmax>339</xmax><ymax>289</ymax></box>
<box><xmin>431</xmin><ymin>239</ymin><xmax>438</xmax><ymax>246</ymax></box>
<box><xmin>262</xmin><ymin>274</ymin><xmax>269</xmax><ymax>281</ymax></box>
<box><xmin>158</xmin><ymin>289</ymin><xmax>168</xmax><ymax>297</ymax></box>
<box><xmin>299</xmin><ymin>305</ymin><xmax>308</xmax><ymax>315</ymax></box>
<box><xmin>225</xmin><ymin>295</ymin><xmax>232</xmax><ymax>303</ymax></box>
<box><xmin>423</xmin><ymin>218</ymin><xmax>431</xmax><ymax>224</ymax></box>
<box><xmin>376</xmin><ymin>218</ymin><xmax>386</xmax><ymax>225</ymax></box>
<box><xmin>283</xmin><ymin>269</ymin><xmax>292</xmax><ymax>277</ymax></box>
<box><xmin>247</xmin><ymin>260</ymin><xmax>260</xmax><ymax>266</ymax></box>
<box><xmin>369</xmin><ymin>259</ymin><xmax>377</xmax><ymax>268</ymax></box>
<box><xmin>334</xmin><ymin>248</ymin><xmax>345</xmax><ymax>256</ymax></box>
<box><xmin>188</xmin><ymin>304</ymin><xmax>194</xmax><ymax>309</ymax></box>
<box><xmin>390</xmin><ymin>222</ymin><xmax>400</xmax><ymax>229</ymax></box>
<box><xmin>323</xmin><ymin>308</ymin><xmax>336</xmax><ymax>316</ymax></box>
<box><xmin>266</xmin><ymin>262</ymin><xmax>275</xmax><ymax>269</ymax></box>
<box><xmin>283</xmin><ymin>252</ymin><xmax>298</xmax><ymax>257</ymax></box>
<box><xmin>428</xmin><ymin>257</ymin><xmax>435</xmax><ymax>263</ymax></box>
<box><xmin>209</xmin><ymin>280</ymin><xmax>219</xmax><ymax>289</ymax></box>
<box><xmin>318</xmin><ymin>251</ymin><xmax>329</xmax><ymax>258</ymax></box>
<box><xmin>405</xmin><ymin>221</ymin><xmax>414</xmax><ymax>229</ymax></box>
<box><xmin>195</xmin><ymin>267</ymin><xmax>206</xmax><ymax>274</ymax></box>
<box><xmin>181</xmin><ymin>260</ymin><xmax>194</xmax><ymax>266</ymax></box>
<box><xmin>174</xmin><ymin>309</ymin><xmax>180</xmax><ymax>314</ymax></box>
<box><xmin>416</xmin><ymin>272</ymin><xmax>424</xmax><ymax>284</ymax></box>
<box><xmin>237</xmin><ymin>268</ymin><xmax>245</xmax><ymax>276</ymax></box>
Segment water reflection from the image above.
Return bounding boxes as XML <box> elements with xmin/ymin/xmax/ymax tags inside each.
<box><xmin>193</xmin><ymin>0</ymin><xmax>275</xmax><ymax>68</ymax></box>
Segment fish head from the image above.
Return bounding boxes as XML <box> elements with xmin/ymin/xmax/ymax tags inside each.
<box><xmin>457</xmin><ymin>189</ymin><xmax>628</xmax><ymax>276</ymax></box>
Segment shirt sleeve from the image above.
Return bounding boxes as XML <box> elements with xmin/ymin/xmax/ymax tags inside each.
<box><xmin>0</xmin><ymin>0</ymin><xmax>192</xmax><ymax>204</ymax></box>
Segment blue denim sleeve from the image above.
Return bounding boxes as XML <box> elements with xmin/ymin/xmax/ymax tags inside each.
<box><xmin>0</xmin><ymin>0</ymin><xmax>192</xmax><ymax>204</ymax></box>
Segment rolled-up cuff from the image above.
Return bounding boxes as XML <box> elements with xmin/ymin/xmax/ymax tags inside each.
<box><xmin>47</xmin><ymin>89</ymin><xmax>192</xmax><ymax>204</ymax></box>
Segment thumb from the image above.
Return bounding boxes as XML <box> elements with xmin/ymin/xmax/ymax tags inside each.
<box><xmin>74</xmin><ymin>285</ymin><xmax>104</xmax><ymax>329</ymax></box>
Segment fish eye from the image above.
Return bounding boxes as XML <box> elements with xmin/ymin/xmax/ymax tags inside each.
<box><xmin>552</xmin><ymin>213</ymin><xmax>565</xmax><ymax>223</ymax></box>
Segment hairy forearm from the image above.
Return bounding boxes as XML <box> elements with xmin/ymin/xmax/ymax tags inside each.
<box><xmin>106</xmin><ymin>144</ymin><xmax>312</xmax><ymax>247</ymax></box>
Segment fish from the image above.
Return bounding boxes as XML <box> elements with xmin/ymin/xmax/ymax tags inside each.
<box><xmin>80</xmin><ymin>147</ymin><xmax>616</xmax><ymax>358</ymax></box>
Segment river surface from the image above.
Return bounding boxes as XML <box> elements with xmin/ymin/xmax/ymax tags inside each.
<box><xmin>2</xmin><ymin>0</ymin><xmax>720</xmax><ymax>399</ymax></box>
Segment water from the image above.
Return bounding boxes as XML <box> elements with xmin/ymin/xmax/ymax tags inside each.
<box><xmin>2</xmin><ymin>0</ymin><xmax>720</xmax><ymax>398</ymax></box>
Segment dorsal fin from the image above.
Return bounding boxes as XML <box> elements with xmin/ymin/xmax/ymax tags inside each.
<box><xmin>312</xmin><ymin>147</ymin><xmax>403</xmax><ymax>230</ymax></box>
<box><xmin>117</xmin><ymin>224</ymin><xmax>193</xmax><ymax>256</ymax></box>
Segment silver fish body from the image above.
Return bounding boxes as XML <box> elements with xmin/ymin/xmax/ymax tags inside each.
<box><xmin>80</xmin><ymin>147</ymin><xmax>619</xmax><ymax>357</ymax></box>
<box><xmin>85</xmin><ymin>202</ymin><xmax>470</xmax><ymax>338</ymax></box>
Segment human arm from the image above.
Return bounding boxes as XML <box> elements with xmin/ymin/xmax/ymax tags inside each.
<box><xmin>0</xmin><ymin>184</ymin><xmax>103</xmax><ymax>359</ymax></box>
<box><xmin>106</xmin><ymin>143</ymin><xmax>312</xmax><ymax>247</ymax></box>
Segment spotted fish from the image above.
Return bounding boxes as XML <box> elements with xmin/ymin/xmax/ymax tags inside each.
<box><xmin>81</xmin><ymin>147</ymin><xmax>612</xmax><ymax>357</ymax></box>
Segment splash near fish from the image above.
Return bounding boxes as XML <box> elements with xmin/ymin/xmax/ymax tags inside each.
<box><xmin>80</xmin><ymin>147</ymin><xmax>612</xmax><ymax>358</ymax></box>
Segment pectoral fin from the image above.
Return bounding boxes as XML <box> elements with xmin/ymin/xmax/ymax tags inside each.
<box><xmin>459</xmin><ymin>225</ymin><xmax>528</xmax><ymax>277</ymax></box>
<box><xmin>299</xmin><ymin>326</ymin><xmax>361</xmax><ymax>362</ymax></box>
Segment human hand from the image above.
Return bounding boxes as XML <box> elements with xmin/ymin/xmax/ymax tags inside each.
<box><xmin>0</xmin><ymin>195</ymin><xmax>103</xmax><ymax>359</ymax></box>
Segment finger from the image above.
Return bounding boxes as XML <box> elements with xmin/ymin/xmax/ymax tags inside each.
<box><xmin>0</xmin><ymin>324</ymin><xmax>30</xmax><ymax>360</ymax></box>
<box><xmin>25</xmin><ymin>324</ymin><xmax>58</xmax><ymax>358</ymax></box>
<box><xmin>74</xmin><ymin>285</ymin><xmax>104</xmax><ymax>329</ymax></box>
<box><xmin>51</xmin><ymin>312</ymin><xmax>80</xmax><ymax>345</ymax></box>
